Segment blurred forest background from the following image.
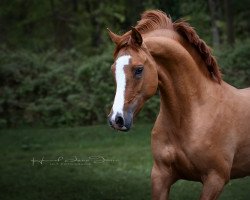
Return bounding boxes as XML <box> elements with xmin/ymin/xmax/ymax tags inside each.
<box><xmin>1</xmin><ymin>0</ymin><xmax>250</xmax><ymax>128</ymax></box>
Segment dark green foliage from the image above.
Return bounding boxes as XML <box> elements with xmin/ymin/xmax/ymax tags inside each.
<box><xmin>216</xmin><ymin>40</ymin><xmax>250</xmax><ymax>88</ymax></box>
<box><xmin>0</xmin><ymin>48</ymin><xmax>111</xmax><ymax>127</ymax></box>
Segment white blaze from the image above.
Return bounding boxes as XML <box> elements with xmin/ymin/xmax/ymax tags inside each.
<box><xmin>111</xmin><ymin>55</ymin><xmax>131</xmax><ymax>120</ymax></box>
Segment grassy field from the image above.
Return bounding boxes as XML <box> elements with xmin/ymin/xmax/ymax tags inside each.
<box><xmin>0</xmin><ymin>124</ymin><xmax>249</xmax><ymax>200</ymax></box>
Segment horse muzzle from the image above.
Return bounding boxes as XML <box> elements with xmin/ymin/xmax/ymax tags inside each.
<box><xmin>108</xmin><ymin>112</ymin><xmax>133</xmax><ymax>132</ymax></box>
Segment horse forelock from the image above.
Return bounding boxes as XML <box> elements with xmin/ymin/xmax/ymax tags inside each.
<box><xmin>114</xmin><ymin>10</ymin><xmax>173</xmax><ymax>57</ymax></box>
<box><xmin>113</xmin><ymin>10</ymin><xmax>222</xmax><ymax>83</ymax></box>
<box><xmin>136</xmin><ymin>10</ymin><xmax>173</xmax><ymax>33</ymax></box>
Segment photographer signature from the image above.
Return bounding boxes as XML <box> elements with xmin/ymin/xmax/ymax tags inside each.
<box><xmin>31</xmin><ymin>156</ymin><xmax>118</xmax><ymax>166</ymax></box>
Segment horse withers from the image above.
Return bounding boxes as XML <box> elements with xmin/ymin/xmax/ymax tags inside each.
<box><xmin>107</xmin><ymin>10</ymin><xmax>250</xmax><ymax>200</ymax></box>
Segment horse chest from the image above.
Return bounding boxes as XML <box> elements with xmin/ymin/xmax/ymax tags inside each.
<box><xmin>173</xmin><ymin>147</ymin><xmax>206</xmax><ymax>180</ymax></box>
<box><xmin>152</xmin><ymin>135</ymin><xmax>217</xmax><ymax>181</ymax></box>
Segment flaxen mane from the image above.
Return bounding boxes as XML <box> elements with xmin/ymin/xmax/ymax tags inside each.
<box><xmin>115</xmin><ymin>10</ymin><xmax>222</xmax><ymax>83</ymax></box>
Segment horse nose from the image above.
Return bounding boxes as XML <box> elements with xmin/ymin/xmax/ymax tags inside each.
<box><xmin>108</xmin><ymin>113</ymin><xmax>125</xmax><ymax>128</ymax></box>
<box><xmin>115</xmin><ymin>115</ymin><xmax>124</xmax><ymax>128</ymax></box>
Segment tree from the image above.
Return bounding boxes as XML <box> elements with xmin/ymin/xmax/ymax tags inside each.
<box><xmin>224</xmin><ymin>0</ymin><xmax>235</xmax><ymax>46</ymax></box>
<box><xmin>208</xmin><ymin>0</ymin><xmax>221</xmax><ymax>47</ymax></box>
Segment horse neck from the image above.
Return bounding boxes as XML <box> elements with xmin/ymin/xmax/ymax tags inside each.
<box><xmin>145</xmin><ymin>35</ymin><xmax>219</xmax><ymax>126</ymax></box>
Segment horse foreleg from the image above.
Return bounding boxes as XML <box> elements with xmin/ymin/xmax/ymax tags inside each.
<box><xmin>199</xmin><ymin>171</ymin><xmax>227</xmax><ymax>200</ymax></box>
<box><xmin>151</xmin><ymin>163</ymin><xmax>177</xmax><ymax>200</ymax></box>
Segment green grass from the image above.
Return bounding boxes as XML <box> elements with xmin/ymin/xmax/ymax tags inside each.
<box><xmin>0</xmin><ymin>124</ymin><xmax>249</xmax><ymax>200</ymax></box>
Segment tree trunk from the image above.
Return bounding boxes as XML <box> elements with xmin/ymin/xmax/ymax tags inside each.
<box><xmin>224</xmin><ymin>0</ymin><xmax>235</xmax><ymax>46</ymax></box>
<box><xmin>72</xmin><ymin>0</ymin><xmax>78</xmax><ymax>12</ymax></box>
<box><xmin>208</xmin><ymin>0</ymin><xmax>220</xmax><ymax>48</ymax></box>
<box><xmin>50</xmin><ymin>0</ymin><xmax>72</xmax><ymax>49</ymax></box>
<box><xmin>49</xmin><ymin>0</ymin><xmax>58</xmax><ymax>47</ymax></box>
<box><xmin>85</xmin><ymin>0</ymin><xmax>102</xmax><ymax>48</ymax></box>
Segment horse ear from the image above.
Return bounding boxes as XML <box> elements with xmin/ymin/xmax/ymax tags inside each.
<box><xmin>107</xmin><ymin>28</ymin><xmax>120</xmax><ymax>45</ymax></box>
<box><xmin>131</xmin><ymin>26</ymin><xmax>143</xmax><ymax>46</ymax></box>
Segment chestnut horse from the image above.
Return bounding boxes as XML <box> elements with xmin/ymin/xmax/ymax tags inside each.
<box><xmin>107</xmin><ymin>10</ymin><xmax>250</xmax><ymax>200</ymax></box>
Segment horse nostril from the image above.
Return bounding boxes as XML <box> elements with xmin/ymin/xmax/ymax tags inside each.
<box><xmin>115</xmin><ymin>115</ymin><xmax>124</xmax><ymax>127</ymax></box>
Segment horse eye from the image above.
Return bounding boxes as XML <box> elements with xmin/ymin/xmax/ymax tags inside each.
<box><xmin>134</xmin><ymin>67</ymin><xmax>144</xmax><ymax>77</ymax></box>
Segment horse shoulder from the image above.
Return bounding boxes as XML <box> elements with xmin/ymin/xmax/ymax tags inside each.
<box><xmin>151</xmin><ymin>126</ymin><xmax>177</xmax><ymax>166</ymax></box>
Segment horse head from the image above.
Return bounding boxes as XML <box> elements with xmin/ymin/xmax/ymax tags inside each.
<box><xmin>107</xmin><ymin>28</ymin><xmax>158</xmax><ymax>131</ymax></box>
